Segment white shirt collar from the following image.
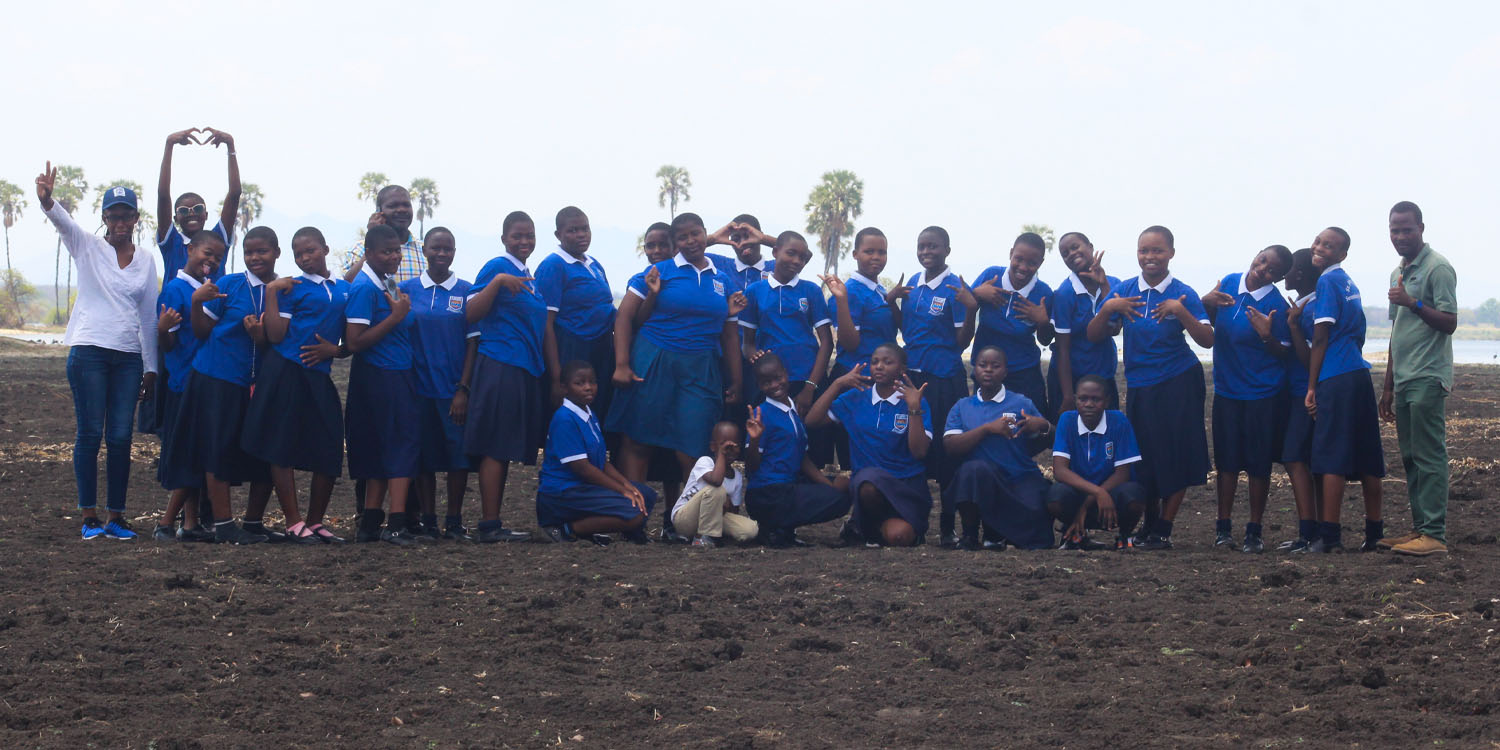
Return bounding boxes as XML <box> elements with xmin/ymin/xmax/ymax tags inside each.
<box><xmin>174</xmin><ymin>269</ymin><xmax>204</xmax><ymax>290</ymax></box>
<box><xmin>1323</xmin><ymin>262</ymin><xmax>1343</xmax><ymax>273</ymax></box>
<box><xmin>981</xmin><ymin>386</ymin><xmax>1008</xmax><ymax>403</ymax></box>
<box><xmin>766</xmin><ymin>274</ymin><xmax>795</xmax><ymax>289</ymax></box>
<box><xmin>762</xmin><ymin>396</ymin><xmax>796</xmax><ymax>415</ymax></box>
<box><xmin>1238</xmin><ymin>272</ymin><xmax>1273</xmax><ymax>301</ymax></box>
<box><xmin>849</xmin><ymin>273</ymin><xmax>882</xmax><ymax>292</ymax></box>
<box><xmin>674</xmin><ymin>253</ymin><xmax>714</xmax><ymax>276</ymax></box>
<box><xmin>504</xmin><ymin>252</ymin><xmax>529</xmax><ymax>272</ymax></box>
<box><xmin>871</xmin><ymin>387</ymin><xmax>902</xmax><ymax>406</ymax></box>
<box><xmin>916</xmin><ymin>267</ymin><xmax>953</xmax><ymax>290</ymax></box>
<box><xmin>1292</xmin><ymin>291</ymin><xmax>1316</xmax><ymax>308</ymax></box>
<box><xmin>1143</xmin><ymin>273</ymin><xmax>1174</xmax><ymax>294</ymax></box>
<box><xmin>360</xmin><ymin>264</ymin><xmax>384</xmax><ymax>287</ymax></box>
<box><xmin>556</xmin><ymin>247</ymin><xmax>592</xmax><ymax>267</ymax></box>
<box><xmin>1077</xmin><ymin>412</ymin><xmax>1109</xmax><ymax>435</ymax></box>
<box><xmin>420</xmin><ymin>271</ymin><xmax>457</xmax><ymax>290</ymax></box>
<box><xmin>302</xmin><ymin>271</ymin><xmax>332</xmax><ymax>284</ymax></box>
<box><xmin>1000</xmin><ymin>269</ymin><xmax>1037</xmax><ymax>297</ymax></box>
<box><xmin>562</xmin><ymin>398</ymin><xmax>594</xmax><ymax>423</ymax></box>
<box><xmin>734</xmin><ymin>256</ymin><xmax>769</xmax><ymax>273</ymax></box>
<box><xmin>246</xmin><ymin>271</ymin><xmax>268</xmax><ymax>288</ymax></box>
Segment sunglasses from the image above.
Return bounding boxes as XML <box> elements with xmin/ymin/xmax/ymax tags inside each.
<box><xmin>175</xmin><ymin>205</ymin><xmax>209</xmax><ymax>217</ymax></box>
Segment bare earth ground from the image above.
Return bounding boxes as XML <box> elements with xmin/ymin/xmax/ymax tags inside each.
<box><xmin>2</xmin><ymin>338</ymin><xmax>1499</xmax><ymax>749</ymax></box>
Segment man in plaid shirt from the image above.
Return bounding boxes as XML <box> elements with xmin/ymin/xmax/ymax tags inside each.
<box><xmin>342</xmin><ymin>184</ymin><xmax>427</xmax><ymax>282</ymax></box>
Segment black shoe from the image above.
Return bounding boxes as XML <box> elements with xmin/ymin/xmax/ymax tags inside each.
<box><xmin>381</xmin><ymin>528</ymin><xmax>419</xmax><ymax>547</ymax></box>
<box><xmin>214</xmin><ymin>522</ymin><xmax>267</xmax><ymax>545</ymax></box>
<box><xmin>356</xmin><ymin>509</ymin><xmax>386</xmax><ymax>543</ymax></box>
<box><xmin>1358</xmin><ymin>538</ymin><xmax>1382</xmax><ymax>552</ymax></box>
<box><xmin>939</xmin><ymin>532</ymin><xmax>961</xmax><ymax>549</ymax></box>
<box><xmin>1058</xmin><ymin>536</ymin><xmax>1081</xmax><ymax>551</ymax></box>
<box><xmin>837</xmin><ymin>520</ymin><xmax>863</xmax><ymax>547</ymax></box>
<box><xmin>958</xmin><ymin>534</ymin><xmax>981</xmax><ymax>551</ymax></box>
<box><xmin>1138</xmin><ymin>535</ymin><xmax>1173</xmax><ymax>551</ymax></box>
<box><xmin>1241</xmin><ymin>534</ymin><xmax>1265</xmax><ymax>554</ymax></box>
<box><xmin>153</xmin><ymin>524</ymin><xmax>177</xmax><ymax>542</ymax></box>
<box><xmin>476</xmin><ymin>526</ymin><xmax>532</xmax><ymax>543</ymax></box>
<box><xmin>242</xmin><ymin>522</ymin><xmax>287</xmax><ymax>543</ymax></box>
<box><xmin>623</xmin><ymin>529</ymin><xmax>651</xmax><ymax>545</ymax></box>
<box><xmin>1075</xmin><ymin>535</ymin><xmax>1110</xmax><ymax>551</ymax></box>
<box><xmin>417</xmin><ymin>522</ymin><xmax>441</xmax><ymax>541</ymax></box>
<box><xmin>442</xmin><ymin>525</ymin><xmax>473</xmax><ymax>542</ymax></box>
<box><xmin>659</xmin><ymin>521</ymin><xmax>690</xmax><ymax>544</ymax></box>
<box><xmin>1276</xmin><ymin>538</ymin><xmax>1302</xmax><ymax>551</ymax></box>
<box><xmin>983</xmin><ymin>538</ymin><xmax>1008</xmax><ymax>551</ymax></box>
<box><xmin>177</xmin><ymin>525</ymin><xmax>215</xmax><ymax>543</ymax></box>
<box><xmin>583</xmin><ymin>533</ymin><xmax>612</xmax><ymax>546</ymax></box>
<box><xmin>1214</xmin><ymin>533</ymin><xmax>1236</xmax><ymax>548</ymax></box>
<box><xmin>1293</xmin><ymin>538</ymin><xmax>1342</xmax><ymax>554</ymax></box>
<box><xmin>536</xmin><ymin>525</ymin><xmax>576</xmax><ymax>544</ymax></box>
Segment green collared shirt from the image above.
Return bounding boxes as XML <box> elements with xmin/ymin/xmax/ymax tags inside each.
<box><xmin>1388</xmin><ymin>244</ymin><xmax>1456</xmax><ymax>391</ymax></box>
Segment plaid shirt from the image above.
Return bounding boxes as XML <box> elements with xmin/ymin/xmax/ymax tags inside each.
<box><xmin>344</xmin><ymin>236</ymin><xmax>427</xmax><ymax>283</ymax></box>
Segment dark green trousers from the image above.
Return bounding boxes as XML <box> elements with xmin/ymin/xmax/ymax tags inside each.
<box><xmin>1394</xmin><ymin>377</ymin><xmax>1449</xmax><ymax>543</ymax></box>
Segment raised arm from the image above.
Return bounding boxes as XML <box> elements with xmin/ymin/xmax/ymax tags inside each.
<box><xmin>158</xmin><ymin>130</ymin><xmax>195</xmax><ymax>243</ymax></box>
<box><xmin>261</xmin><ymin>277</ymin><xmax>299</xmax><ymax>345</ymax></box>
<box><xmin>203</xmin><ymin>128</ymin><xmax>241</xmax><ymax>235</ymax></box>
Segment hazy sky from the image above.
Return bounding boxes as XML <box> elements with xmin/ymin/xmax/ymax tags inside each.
<box><xmin>3</xmin><ymin>1</ymin><xmax>1496</xmax><ymax>307</ymax></box>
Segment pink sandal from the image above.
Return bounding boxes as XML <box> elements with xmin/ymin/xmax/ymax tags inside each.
<box><xmin>307</xmin><ymin>523</ymin><xmax>345</xmax><ymax>544</ymax></box>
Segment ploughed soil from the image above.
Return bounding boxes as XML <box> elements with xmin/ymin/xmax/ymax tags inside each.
<box><xmin>2</xmin><ymin>337</ymin><xmax>1499</xmax><ymax>749</ymax></box>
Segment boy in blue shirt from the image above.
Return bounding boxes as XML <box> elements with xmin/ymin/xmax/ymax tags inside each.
<box><xmin>1049</xmin><ymin>376</ymin><xmax>1147</xmax><ymax>550</ymax></box>
<box><xmin>743</xmin><ymin>354</ymin><xmax>850</xmax><ymax>547</ymax></box>
<box><xmin>739</xmin><ymin>231</ymin><xmax>834</xmax><ymax>415</ymax></box>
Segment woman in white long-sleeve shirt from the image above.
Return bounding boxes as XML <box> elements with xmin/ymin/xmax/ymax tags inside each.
<box><xmin>37</xmin><ymin>162</ymin><xmax>160</xmax><ymax>540</ymax></box>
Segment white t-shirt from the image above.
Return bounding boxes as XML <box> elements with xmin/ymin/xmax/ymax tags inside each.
<box><xmin>671</xmin><ymin>455</ymin><xmax>745</xmax><ymax>521</ymax></box>
<box><xmin>46</xmin><ymin>201</ymin><xmax>159</xmax><ymax>372</ymax></box>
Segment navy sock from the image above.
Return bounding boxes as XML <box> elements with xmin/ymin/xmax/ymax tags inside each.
<box><xmin>1319</xmin><ymin>521</ymin><xmax>1342</xmax><ymax>547</ymax></box>
<box><xmin>445</xmin><ymin>514</ymin><xmax>463</xmax><ymax>530</ymax></box>
<box><xmin>1155</xmin><ymin>519</ymin><xmax>1175</xmax><ymax>538</ymax></box>
<box><xmin>421</xmin><ymin>513</ymin><xmax>438</xmax><ymax>529</ymax></box>
<box><xmin>477</xmin><ymin>519</ymin><xmax>503</xmax><ymax>533</ymax></box>
<box><xmin>1215</xmin><ymin>518</ymin><xmax>1231</xmax><ymax>536</ymax></box>
<box><xmin>386</xmin><ymin>513</ymin><xmax>407</xmax><ymax>533</ymax></box>
<box><xmin>1245</xmin><ymin>522</ymin><xmax>1263</xmax><ymax>539</ymax></box>
<box><xmin>1365</xmin><ymin>519</ymin><xmax>1384</xmax><ymax>543</ymax></box>
<box><xmin>1298</xmin><ymin>519</ymin><xmax>1318</xmax><ymax>541</ymax></box>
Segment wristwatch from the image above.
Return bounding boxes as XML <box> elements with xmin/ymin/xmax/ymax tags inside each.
<box><xmin>1412</xmin><ymin>300</ymin><xmax>1424</xmax><ymax>311</ymax></box>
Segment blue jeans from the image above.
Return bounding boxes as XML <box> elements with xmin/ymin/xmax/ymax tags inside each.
<box><xmin>66</xmin><ymin>345</ymin><xmax>143</xmax><ymax>512</ymax></box>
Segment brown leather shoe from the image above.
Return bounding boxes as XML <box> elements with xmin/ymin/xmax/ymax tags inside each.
<box><xmin>1376</xmin><ymin>531</ymin><xmax>1422</xmax><ymax>549</ymax></box>
<box><xmin>1392</xmin><ymin>534</ymin><xmax>1448</xmax><ymax>556</ymax></box>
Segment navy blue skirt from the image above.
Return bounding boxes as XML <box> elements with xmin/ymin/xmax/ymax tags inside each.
<box><xmin>345</xmin><ymin>360</ymin><xmax>420</xmax><ymax>480</ymax></box>
<box><xmin>419</xmin><ymin>395</ymin><xmax>477</xmax><ymax>473</ymax></box>
<box><xmin>172</xmin><ymin>370</ymin><xmax>268</xmax><ymax>485</ymax></box>
<box><xmin>1125</xmin><ymin>362</ymin><xmax>1210</xmax><ymax>502</ymax></box>
<box><xmin>1311</xmin><ymin>369</ymin><xmax>1387</xmax><ymax>479</ymax></box>
<box><xmin>536</xmin><ymin>481</ymin><xmax>658</xmax><ymax>527</ymax></box>
<box><xmin>241</xmin><ymin>352</ymin><xmax>344</xmax><ymax>477</ymax></box>
<box><xmin>156</xmin><ymin>385</ymin><xmax>197</xmax><ymax>490</ymax></box>
<box><xmin>908</xmin><ymin>369</ymin><xmax>970</xmax><ymax>487</ymax></box>
<box><xmin>1212</xmin><ymin>392</ymin><xmax>1285</xmax><ymax>478</ymax></box>
<box><xmin>808</xmin><ymin>365</ymin><xmax>846</xmax><ymax>469</ymax></box>
<box><xmin>944</xmin><ymin>460</ymin><xmax>1054</xmax><ymax>549</ymax></box>
<box><xmin>1046</xmin><ymin>359</ymin><xmax>1120</xmax><ymax>421</ymax></box>
<box><xmin>1281</xmin><ymin>397</ymin><xmax>1316</xmax><ymax>465</ymax></box>
<box><xmin>463</xmin><ymin>355</ymin><xmax>545</xmax><ymax>465</ymax></box>
<box><xmin>850</xmin><ymin>467</ymin><xmax>933</xmax><ymax>539</ymax></box>
<box><xmin>605</xmin><ymin>336</ymin><xmax>722</xmax><ymax>459</ymax></box>
<box><xmin>556</xmin><ymin>327</ymin><xmax>616</xmax><ymax>422</ymax></box>
<box><xmin>1002</xmin><ymin>364</ymin><xmax>1049</xmax><ymax>424</ymax></box>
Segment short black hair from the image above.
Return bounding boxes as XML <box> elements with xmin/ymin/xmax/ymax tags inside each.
<box><xmin>853</xmin><ymin>226</ymin><xmax>885</xmax><ymax>250</ymax></box>
<box><xmin>972</xmin><ymin>344</ymin><xmax>1007</xmax><ymax>365</ymax></box>
<box><xmin>710</xmin><ymin>420</ymin><xmax>740</xmax><ymax>441</ymax></box>
<box><xmin>502</xmin><ymin>211</ymin><xmax>533</xmax><ymax>235</ymax></box>
<box><xmin>775</xmin><ymin>230</ymin><xmax>807</xmax><ymax>249</ymax></box>
<box><xmin>244</xmin><ymin>225</ymin><xmax>279</xmax><ymax>248</ymax></box>
<box><xmin>1076</xmin><ymin>374</ymin><xmax>1110</xmax><ymax>393</ymax></box>
<box><xmin>1390</xmin><ymin>201</ymin><xmax>1423</xmax><ymax>224</ymax></box>
<box><xmin>873</xmin><ymin>341</ymin><xmax>907</xmax><ymax>365</ymax></box>
<box><xmin>365</xmin><ymin>224</ymin><xmax>400</xmax><ymax>247</ymax></box>
<box><xmin>753</xmin><ymin>351</ymin><xmax>787</xmax><ymax>379</ymax></box>
<box><xmin>671</xmin><ymin>212</ymin><xmax>705</xmax><ymax>233</ymax></box>
<box><xmin>424</xmin><ymin>226</ymin><xmax>453</xmax><ymax>243</ymax></box>
<box><xmin>1014</xmin><ymin>232</ymin><xmax>1046</xmax><ymax>255</ymax></box>
<box><xmin>1264</xmin><ymin>244</ymin><xmax>1293</xmax><ymax>273</ymax></box>
<box><xmin>375</xmin><ymin>185</ymin><xmax>408</xmax><ymax>208</ymax></box>
<box><xmin>174</xmin><ymin>192</ymin><xmax>205</xmax><ymax>209</ymax></box>
<box><xmin>555</xmin><ymin>206</ymin><xmax>587</xmax><ymax>230</ymax></box>
<box><xmin>1141</xmin><ymin>225</ymin><xmax>1175</xmax><ymax>247</ymax></box>
<box><xmin>1059</xmin><ymin>231</ymin><xmax>1091</xmax><ymax>247</ymax></box>
<box><xmin>732</xmin><ymin>214</ymin><xmax>761</xmax><ymax>230</ymax></box>
<box><xmin>919</xmin><ymin>225</ymin><xmax>950</xmax><ymax>248</ymax></box>
<box><xmin>1325</xmin><ymin>226</ymin><xmax>1351</xmax><ymax>252</ymax></box>
<box><xmin>560</xmin><ymin>359</ymin><xmax>595</xmax><ymax>383</ymax></box>
<box><xmin>188</xmin><ymin>229</ymin><xmax>227</xmax><ymax>251</ymax></box>
<box><xmin>644</xmin><ymin>221</ymin><xmax>671</xmax><ymax>237</ymax></box>
<box><xmin>293</xmin><ymin>226</ymin><xmax>327</xmax><ymax>247</ymax></box>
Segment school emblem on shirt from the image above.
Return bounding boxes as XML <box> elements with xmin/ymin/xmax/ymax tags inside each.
<box><xmin>447</xmin><ymin>295</ymin><xmax>464</xmax><ymax>314</ymax></box>
<box><xmin>1105</xmin><ymin>442</ymin><xmax>1115</xmax><ymax>460</ymax></box>
<box><xmin>798</xmin><ymin>297</ymin><xmax>809</xmax><ymax>313</ymax></box>
<box><xmin>928</xmin><ymin>296</ymin><xmax>946</xmax><ymax>316</ymax></box>
<box><xmin>893</xmin><ymin>413</ymin><xmax>909</xmax><ymax>434</ymax></box>
<box><xmin>712</xmin><ymin>278</ymin><xmax>726</xmax><ymax>296</ymax></box>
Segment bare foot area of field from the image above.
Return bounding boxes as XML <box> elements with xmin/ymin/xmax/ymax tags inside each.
<box><xmin>2</xmin><ymin>339</ymin><xmax>1498</xmax><ymax>748</ymax></box>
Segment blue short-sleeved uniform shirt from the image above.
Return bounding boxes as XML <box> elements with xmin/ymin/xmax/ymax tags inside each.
<box><xmin>627</xmin><ymin>254</ymin><xmax>734</xmax><ymax>354</ymax></box>
<box><xmin>192</xmin><ymin>271</ymin><xmax>268</xmax><ymax>387</ymax></box>
<box><xmin>1050</xmin><ymin>273</ymin><xmax>1121</xmax><ymax>380</ymax></box>
<box><xmin>1107</xmin><ymin>274</ymin><xmax>1209</xmax><ymax>388</ymax></box>
<box><xmin>157</xmin><ymin>271</ymin><xmax>205</xmax><ymax>393</ymax></box>
<box><xmin>829</xmin><ymin>386</ymin><xmax>932</xmax><ymax>479</ymax></box>
<box><xmin>158</xmin><ymin>221</ymin><xmax>229</xmax><ymax>290</ymax></box>
<box><xmin>831</xmin><ymin>273</ymin><xmax>897</xmax><ymax>371</ymax></box>
<box><xmin>748</xmin><ymin>397</ymin><xmax>807</xmax><ymax>489</ymax></box>
<box><xmin>400</xmin><ymin>273</ymin><xmax>478</xmax><ymax>398</ymax></box>
<box><xmin>971</xmin><ymin>266</ymin><xmax>1053</xmax><ymax>371</ymax></box>
<box><xmin>538</xmin><ymin>400</ymin><xmax>607</xmax><ymax>495</ymax></box>
<box><xmin>1285</xmin><ymin>293</ymin><xmax>1316</xmax><ymax>390</ymax></box>
<box><xmin>346</xmin><ymin>265</ymin><xmax>415</xmax><ymax>371</ymax></box>
<box><xmin>1211</xmin><ymin>272</ymin><xmax>1293</xmax><ymax>400</ymax></box>
<box><xmin>273</xmin><ymin>273</ymin><xmax>351</xmax><ymax>375</ymax></box>
<box><xmin>1052</xmin><ymin>410</ymin><xmax>1143</xmax><ymax>486</ymax></box>
<box><xmin>901</xmin><ymin>268</ymin><xmax>969</xmax><ymax>377</ymax></box>
<box><xmin>739</xmin><ymin>276</ymin><xmax>832</xmax><ymax>383</ymax></box>
<box><xmin>942</xmin><ymin>387</ymin><xmax>1044</xmax><ymax>480</ymax></box>
<box><xmin>1309</xmin><ymin>263</ymin><xmax>1370</xmax><ymax>381</ymax></box>
<box><xmin>471</xmin><ymin>253</ymin><xmax>547</xmax><ymax>375</ymax></box>
<box><xmin>709</xmin><ymin>253</ymin><xmax>773</xmax><ymax>294</ymax></box>
<box><xmin>536</xmin><ymin>249</ymin><xmax>616</xmax><ymax>341</ymax></box>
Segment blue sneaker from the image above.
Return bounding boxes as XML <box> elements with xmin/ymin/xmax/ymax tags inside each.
<box><xmin>81</xmin><ymin>518</ymin><xmax>105</xmax><ymax>540</ymax></box>
<box><xmin>103</xmin><ymin>519</ymin><xmax>138</xmax><ymax>540</ymax></box>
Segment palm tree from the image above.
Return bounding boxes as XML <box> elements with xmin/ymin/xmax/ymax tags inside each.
<box><xmin>225</xmin><ymin>183</ymin><xmax>265</xmax><ymax>273</ymax></box>
<box><xmin>804</xmin><ymin>170</ymin><xmax>865</xmax><ymax>277</ymax></box>
<box><xmin>50</xmin><ymin>166</ymin><xmax>88</xmax><ymax>323</ymax></box>
<box><xmin>409</xmin><ymin>177</ymin><xmax>439</xmax><ymax>237</ymax></box>
<box><xmin>0</xmin><ymin>180</ymin><xmax>26</xmax><ymax>323</ymax></box>
<box><xmin>357</xmin><ymin>172</ymin><xmax>389</xmax><ymax>204</ymax></box>
<box><xmin>1021</xmin><ymin>223</ymin><xmax>1056</xmax><ymax>253</ymax></box>
<box><xmin>655</xmin><ymin>165</ymin><xmax>692</xmax><ymax>218</ymax></box>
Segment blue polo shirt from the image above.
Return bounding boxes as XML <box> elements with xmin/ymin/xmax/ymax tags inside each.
<box><xmin>1107</xmin><ymin>274</ymin><xmax>1209</xmax><ymax>388</ymax></box>
<box><xmin>158</xmin><ymin>221</ymin><xmax>229</xmax><ymax>290</ymax></box>
<box><xmin>628</xmin><ymin>254</ymin><xmax>734</xmax><ymax>354</ymax></box>
<box><xmin>901</xmin><ymin>268</ymin><xmax>969</xmax><ymax>377</ymax></box>
<box><xmin>273</xmin><ymin>273</ymin><xmax>351</xmax><ymax>375</ymax></box>
<box><xmin>1211</xmin><ymin>272</ymin><xmax>1292</xmax><ymax>400</ymax></box>
<box><xmin>739</xmin><ymin>276</ymin><xmax>832</xmax><ymax>382</ymax></box>
<box><xmin>1049</xmin><ymin>273</ymin><xmax>1120</xmax><ymax>380</ymax></box>
<box><xmin>471</xmin><ymin>253</ymin><xmax>547</xmax><ymax>376</ymax></box>
<box><xmin>748</xmin><ymin>397</ymin><xmax>807</xmax><ymax>489</ymax></box>
<box><xmin>536</xmin><ymin>249</ymin><xmax>616</xmax><ymax>341</ymax></box>
<box><xmin>1310</xmin><ymin>263</ymin><xmax>1370</xmax><ymax>381</ymax></box>
<box><xmin>157</xmin><ymin>271</ymin><xmax>205</xmax><ymax>393</ymax></box>
<box><xmin>709</xmin><ymin>253</ymin><xmax>773</xmax><ymax>294</ymax></box>
<box><xmin>346</xmin><ymin>265</ymin><xmax>414</xmax><ymax>371</ymax></box>
<box><xmin>538</xmin><ymin>400</ymin><xmax>607</xmax><ymax>495</ymax></box>
<box><xmin>829</xmin><ymin>386</ymin><xmax>932</xmax><ymax>479</ymax></box>
<box><xmin>942</xmin><ymin>388</ymin><xmax>1044</xmax><ymax>480</ymax></box>
<box><xmin>831</xmin><ymin>273</ymin><xmax>897</xmax><ymax>371</ymax></box>
<box><xmin>1286</xmin><ymin>293</ymin><xmax>1316</xmax><ymax>391</ymax></box>
<box><xmin>971</xmin><ymin>266</ymin><xmax>1053</xmax><ymax>371</ymax></box>
<box><xmin>1052</xmin><ymin>410</ymin><xmax>1142</xmax><ymax>486</ymax></box>
<box><xmin>192</xmin><ymin>271</ymin><xmax>268</xmax><ymax>387</ymax></box>
<box><xmin>400</xmin><ymin>273</ymin><xmax>477</xmax><ymax>398</ymax></box>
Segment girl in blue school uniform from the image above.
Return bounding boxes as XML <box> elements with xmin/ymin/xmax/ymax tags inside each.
<box><xmin>970</xmin><ymin>232</ymin><xmax>1054</xmax><ymax>418</ymax></box>
<box><xmin>464</xmin><ymin>211</ymin><xmax>549</xmax><ymax>544</ymax></box>
<box><xmin>1200</xmin><ymin>244</ymin><xmax>1294</xmax><ymax>553</ymax></box>
<box><xmin>1281</xmin><ymin>248</ymin><xmax>1324</xmax><ymax>552</ymax></box>
<box><xmin>174</xmin><ymin>226</ymin><xmax>280</xmax><ymax>545</ymax></box>
<box><xmin>399</xmin><ymin>227</ymin><xmax>479</xmax><ymax>541</ymax></box>
<box><xmin>1301</xmin><ymin>227</ymin><xmax>1385</xmax><ymax>553</ymax></box>
<box><xmin>816</xmin><ymin>227</ymin><xmax>897</xmax><ymax>470</ymax></box>
<box><xmin>806</xmin><ymin>342</ymin><xmax>932</xmax><ymax>548</ymax></box>
<box><xmin>242</xmin><ymin>226</ymin><xmax>352</xmax><ymax>544</ymax></box>
<box><xmin>607</xmin><ymin>212</ymin><xmax>744</xmax><ymax>487</ymax></box>
<box><xmin>738</xmin><ymin>231</ymin><xmax>833</xmax><ymax>415</ymax></box>
<box><xmin>539</xmin><ymin>207</ymin><xmax>617</xmax><ymax>415</ymax></box>
<box><xmin>1046</xmin><ymin>231</ymin><xmax>1122</xmax><ymax>419</ymax></box>
<box><xmin>707</xmin><ymin>213</ymin><xmax>775</xmax><ymax>294</ymax></box>
<box><xmin>941</xmin><ymin>346</ymin><xmax>1055</xmax><ymax>551</ymax></box>
<box><xmin>742</xmin><ymin>353</ymin><xmax>849</xmax><ymax>547</ymax></box>
<box><xmin>535</xmin><ymin>361</ymin><xmax>657</xmax><ymax>544</ymax></box>
<box><xmin>344</xmin><ymin>224</ymin><xmax>423</xmax><ymax>546</ymax></box>
<box><xmin>1048</xmin><ymin>375</ymin><xmax>1147</xmax><ymax>550</ymax></box>
<box><xmin>889</xmin><ymin>226</ymin><xmax>978</xmax><ymax>547</ymax></box>
<box><xmin>151</xmin><ymin>229</ymin><xmax>222</xmax><ymax>542</ymax></box>
<box><xmin>1086</xmin><ymin>225</ymin><xmax>1213</xmax><ymax>550</ymax></box>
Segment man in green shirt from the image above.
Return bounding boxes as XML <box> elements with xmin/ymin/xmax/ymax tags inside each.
<box><xmin>1378</xmin><ymin>201</ymin><xmax>1457</xmax><ymax>556</ymax></box>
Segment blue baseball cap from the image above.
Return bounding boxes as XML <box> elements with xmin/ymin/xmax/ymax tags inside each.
<box><xmin>100</xmin><ymin>185</ymin><xmax>138</xmax><ymax>211</ymax></box>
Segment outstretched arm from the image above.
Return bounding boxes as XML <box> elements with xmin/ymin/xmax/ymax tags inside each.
<box><xmin>158</xmin><ymin>130</ymin><xmax>194</xmax><ymax>242</ymax></box>
<box><xmin>204</xmin><ymin>128</ymin><xmax>241</xmax><ymax>236</ymax></box>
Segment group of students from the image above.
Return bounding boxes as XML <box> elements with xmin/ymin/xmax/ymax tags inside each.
<box><xmin>42</xmin><ymin>131</ymin><xmax>1434</xmax><ymax>555</ymax></box>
